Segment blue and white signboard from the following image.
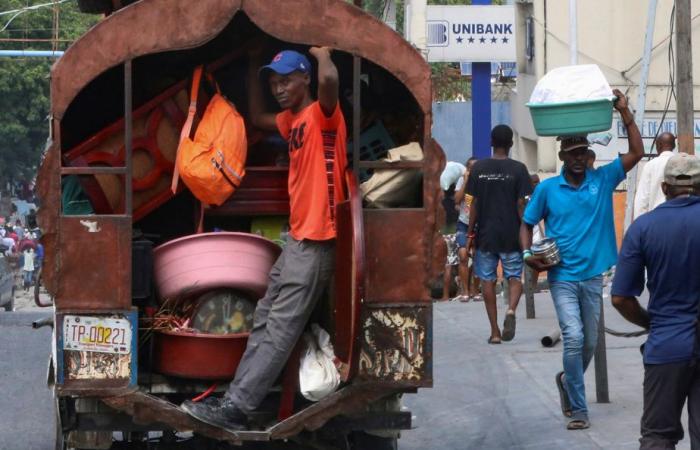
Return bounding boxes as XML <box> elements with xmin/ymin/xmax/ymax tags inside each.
<box><xmin>426</xmin><ymin>5</ymin><xmax>516</xmax><ymax>63</ymax></box>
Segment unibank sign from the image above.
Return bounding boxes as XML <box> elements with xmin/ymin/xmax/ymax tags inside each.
<box><xmin>426</xmin><ymin>5</ymin><xmax>516</xmax><ymax>63</ymax></box>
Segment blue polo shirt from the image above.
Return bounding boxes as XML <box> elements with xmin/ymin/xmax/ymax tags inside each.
<box><xmin>523</xmin><ymin>158</ymin><xmax>625</xmax><ymax>282</ymax></box>
<box><xmin>611</xmin><ymin>196</ymin><xmax>700</xmax><ymax>365</ymax></box>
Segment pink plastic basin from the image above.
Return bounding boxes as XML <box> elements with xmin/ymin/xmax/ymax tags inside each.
<box><xmin>153</xmin><ymin>232</ymin><xmax>281</xmax><ymax>301</ymax></box>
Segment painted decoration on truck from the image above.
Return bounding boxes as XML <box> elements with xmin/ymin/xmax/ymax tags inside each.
<box><xmin>65</xmin><ymin>351</ymin><xmax>131</xmax><ymax>380</ymax></box>
<box><xmin>358</xmin><ymin>307</ymin><xmax>430</xmax><ymax>382</ymax></box>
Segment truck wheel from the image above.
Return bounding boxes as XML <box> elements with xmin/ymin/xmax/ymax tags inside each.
<box><xmin>350</xmin><ymin>431</ymin><xmax>398</xmax><ymax>450</ymax></box>
<box><xmin>54</xmin><ymin>397</ymin><xmax>67</xmax><ymax>450</ymax></box>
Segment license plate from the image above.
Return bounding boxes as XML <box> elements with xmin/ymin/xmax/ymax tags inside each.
<box><xmin>63</xmin><ymin>315</ymin><xmax>132</xmax><ymax>355</ymax></box>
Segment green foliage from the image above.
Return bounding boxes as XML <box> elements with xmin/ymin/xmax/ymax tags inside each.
<box><xmin>0</xmin><ymin>1</ymin><xmax>97</xmax><ymax>184</ymax></box>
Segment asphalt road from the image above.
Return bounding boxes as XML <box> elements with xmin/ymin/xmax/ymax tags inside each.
<box><xmin>0</xmin><ymin>290</ymin><xmax>688</xmax><ymax>450</ymax></box>
<box><xmin>0</xmin><ymin>311</ymin><xmax>55</xmax><ymax>450</ymax></box>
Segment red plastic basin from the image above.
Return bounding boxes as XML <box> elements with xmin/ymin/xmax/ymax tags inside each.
<box><xmin>153</xmin><ymin>232</ymin><xmax>281</xmax><ymax>301</ymax></box>
<box><xmin>153</xmin><ymin>329</ymin><xmax>249</xmax><ymax>380</ymax></box>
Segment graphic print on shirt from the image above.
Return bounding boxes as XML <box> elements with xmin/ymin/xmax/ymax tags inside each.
<box><xmin>322</xmin><ymin>130</ymin><xmax>337</xmax><ymax>225</ymax></box>
<box><xmin>289</xmin><ymin>122</ymin><xmax>306</xmax><ymax>151</ymax></box>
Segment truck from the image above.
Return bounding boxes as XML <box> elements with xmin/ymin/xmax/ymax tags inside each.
<box><xmin>36</xmin><ymin>0</ymin><xmax>445</xmax><ymax>448</ymax></box>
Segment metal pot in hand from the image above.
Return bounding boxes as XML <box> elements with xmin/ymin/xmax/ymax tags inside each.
<box><xmin>531</xmin><ymin>238</ymin><xmax>561</xmax><ymax>266</ymax></box>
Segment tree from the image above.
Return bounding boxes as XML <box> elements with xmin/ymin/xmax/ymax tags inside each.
<box><xmin>0</xmin><ymin>1</ymin><xmax>97</xmax><ymax>189</ymax></box>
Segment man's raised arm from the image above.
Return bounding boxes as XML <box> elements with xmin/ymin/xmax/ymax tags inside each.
<box><xmin>309</xmin><ymin>47</ymin><xmax>339</xmax><ymax>117</ymax></box>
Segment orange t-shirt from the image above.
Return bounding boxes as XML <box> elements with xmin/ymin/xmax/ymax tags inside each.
<box><xmin>276</xmin><ymin>101</ymin><xmax>347</xmax><ymax>241</ymax></box>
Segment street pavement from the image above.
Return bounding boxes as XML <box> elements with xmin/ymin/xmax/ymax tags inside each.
<box><xmin>0</xmin><ymin>310</ymin><xmax>55</xmax><ymax>450</ymax></box>
<box><xmin>401</xmin><ymin>288</ymin><xmax>690</xmax><ymax>450</ymax></box>
<box><xmin>0</xmin><ymin>287</ymin><xmax>691</xmax><ymax>449</ymax></box>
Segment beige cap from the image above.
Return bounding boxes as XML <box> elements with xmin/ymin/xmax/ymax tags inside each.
<box><xmin>664</xmin><ymin>153</ymin><xmax>700</xmax><ymax>186</ymax></box>
<box><xmin>557</xmin><ymin>135</ymin><xmax>589</xmax><ymax>152</ymax></box>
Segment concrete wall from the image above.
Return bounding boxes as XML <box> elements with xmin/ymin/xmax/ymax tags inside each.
<box><xmin>511</xmin><ymin>0</ymin><xmax>700</xmax><ymax>175</ymax></box>
<box><xmin>432</xmin><ymin>101</ymin><xmax>511</xmax><ymax>164</ymax></box>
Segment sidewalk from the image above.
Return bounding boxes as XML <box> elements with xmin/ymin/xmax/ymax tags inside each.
<box><xmin>402</xmin><ymin>288</ymin><xmax>689</xmax><ymax>450</ymax></box>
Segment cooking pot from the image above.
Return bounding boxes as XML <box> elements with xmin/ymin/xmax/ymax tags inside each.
<box><xmin>531</xmin><ymin>238</ymin><xmax>561</xmax><ymax>266</ymax></box>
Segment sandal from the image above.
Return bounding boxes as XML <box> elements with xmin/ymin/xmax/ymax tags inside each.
<box><xmin>502</xmin><ymin>311</ymin><xmax>516</xmax><ymax>341</ymax></box>
<box><xmin>487</xmin><ymin>336</ymin><xmax>502</xmax><ymax>344</ymax></box>
<box><xmin>458</xmin><ymin>295</ymin><xmax>471</xmax><ymax>303</ymax></box>
<box><xmin>567</xmin><ymin>413</ymin><xmax>590</xmax><ymax>430</ymax></box>
<box><xmin>555</xmin><ymin>371</ymin><xmax>573</xmax><ymax>418</ymax></box>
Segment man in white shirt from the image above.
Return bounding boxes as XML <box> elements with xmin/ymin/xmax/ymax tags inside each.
<box><xmin>634</xmin><ymin>133</ymin><xmax>675</xmax><ymax>218</ymax></box>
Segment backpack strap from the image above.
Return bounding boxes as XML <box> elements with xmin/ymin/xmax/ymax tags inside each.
<box><xmin>171</xmin><ymin>65</ymin><xmax>204</xmax><ymax>193</ymax></box>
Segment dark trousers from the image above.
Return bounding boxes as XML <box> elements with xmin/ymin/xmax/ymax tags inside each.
<box><xmin>640</xmin><ymin>360</ymin><xmax>700</xmax><ymax>450</ymax></box>
<box><xmin>225</xmin><ymin>237</ymin><xmax>335</xmax><ymax>413</ymax></box>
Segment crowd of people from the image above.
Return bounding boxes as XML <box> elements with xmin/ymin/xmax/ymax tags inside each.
<box><xmin>441</xmin><ymin>89</ymin><xmax>700</xmax><ymax>447</ymax></box>
<box><xmin>0</xmin><ymin>211</ymin><xmax>43</xmax><ymax>292</ymax></box>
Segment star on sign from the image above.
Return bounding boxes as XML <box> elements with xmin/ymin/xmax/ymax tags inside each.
<box><xmin>502</xmin><ymin>37</ymin><xmax>509</xmax><ymax>43</ymax></box>
<box><xmin>479</xmin><ymin>37</ymin><xmax>486</xmax><ymax>43</ymax></box>
<box><xmin>490</xmin><ymin>37</ymin><xmax>497</xmax><ymax>43</ymax></box>
<box><xmin>468</xmin><ymin>36</ymin><xmax>475</xmax><ymax>43</ymax></box>
<box><xmin>456</xmin><ymin>36</ymin><xmax>463</xmax><ymax>44</ymax></box>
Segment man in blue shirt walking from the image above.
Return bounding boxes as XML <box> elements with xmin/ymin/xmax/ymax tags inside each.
<box><xmin>611</xmin><ymin>153</ymin><xmax>700</xmax><ymax>450</ymax></box>
<box><xmin>519</xmin><ymin>89</ymin><xmax>643</xmax><ymax>430</ymax></box>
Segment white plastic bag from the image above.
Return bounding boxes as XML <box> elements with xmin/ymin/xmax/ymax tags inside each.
<box><xmin>299</xmin><ymin>324</ymin><xmax>340</xmax><ymax>401</ymax></box>
<box><xmin>529</xmin><ymin>65</ymin><xmax>614</xmax><ymax>104</ymax></box>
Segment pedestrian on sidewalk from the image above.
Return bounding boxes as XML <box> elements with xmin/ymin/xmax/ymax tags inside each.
<box><xmin>519</xmin><ymin>89</ymin><xmax>643</xmax><ymax>430</ymax></box>
<box><xmin>466</xmin><ymin>124</ymin><xmax>532</xmax><ymax>343</ymax></box>
<box><xmin>21</xmin><ymin>247</ymin><xmax>35</xmax><ymax>292</ymax></box>
<box><xmin>611</xmin><ymin>153</ymin><xmax>700</xmax><ymax>450</ymax></box>
<box><xmin>454</xmin><ymin>157</ymin><xmax>481</xmax><ymax>302</ymax></box>
<box><xmin>633</xmin><ymin>132</ymin><xmax>676</xmax><ymax>219</ymax></box>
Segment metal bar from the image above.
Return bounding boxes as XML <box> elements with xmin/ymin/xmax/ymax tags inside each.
<box><xmin>569</xmin><ymin>0</ymin><xmax>577</xmax><ymax>65</ymax></box>
<box><xmin>623</xmin><ymin>0</ymin><xmax>658</xmax><ymax>231</ymax></box>
<box><xmin>675</xmin><ymin>0</ymin><xmax>694</xmax><ymax>154</ymax></box>
<box><xmin>524</xmin><ymin>267</ymin><xmax>535</xmax><ymax>319</ymax></box>
<box><xmin>0</xmin><ymin>38</ymin><xmax>71</xmax><ymax>42</ymax></box>
<box><xmin>0</xmin><ymin>50</ymin><xmax>63</xmax><ymax>57</ymax></box>
<box><xmin>124</xmin><ymin>60</ymin><xmax>133</xmax><ymax>216</ymax></box>
<box><xmin>595</xmin><ymin>298</ymin><xmax>610</xmax><ymax>403</ymax></box>
<box><xmin>352</xmin><ymin>55</ymin><xmax>361</xmax><ymax>180</ymax></box>
<box><xmin>60</xmin><ymin>167</ymin><xmax>127</xmax><ymax>175</ymax></box>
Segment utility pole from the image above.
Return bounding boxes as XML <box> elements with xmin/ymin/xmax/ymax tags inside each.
<box><xmin>675</xmin><ymin>0</ymin><xmax>694</xmax><ymax>154</ymax></box>
<box><xmin>472</xmin><ymin>0</ymin><xmax>492</xmax><ymax>159</ymax></box>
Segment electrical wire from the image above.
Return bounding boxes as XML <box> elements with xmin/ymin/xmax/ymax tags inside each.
<box><xmin>646</xmin><ymin>1</ymin><xmax>677</xmax><ymax>157</ymax></box>
<box><xmin>0</xmin><ymin>0</ymin><xmax>69</xmax><ymax>33</ymax></box>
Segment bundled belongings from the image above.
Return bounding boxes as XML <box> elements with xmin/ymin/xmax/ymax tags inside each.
<box><xmin>360</xmin><ymin>142</ymin><xmax>423</xmax><ymax>208</ymax></box>
<box><xmin>526</xmin><ymin>65</ymin><xmax>615</xmax><ymax>136</ymax></box>
<box><xmin>172</xmin><ymin>66</ymin><xmax>248</xmax><ymax>206</ymax></box>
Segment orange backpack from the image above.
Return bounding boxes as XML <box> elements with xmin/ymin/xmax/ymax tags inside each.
<box><xmin>171</xmin><ymin>66</ymin><xmax>247</xmax><ymax>206</ymax></box>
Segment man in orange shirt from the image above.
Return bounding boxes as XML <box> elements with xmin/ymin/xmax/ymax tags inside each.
<box><xmin>182</xmin><ymin>47</ymin><xmax>346</xmax><ymax>431</ymax></box>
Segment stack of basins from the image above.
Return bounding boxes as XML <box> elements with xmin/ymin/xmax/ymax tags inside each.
<box><xmin>152</xmin><ymin>232</ymin><xmax>281</xmax><ymax>379</ymax></box>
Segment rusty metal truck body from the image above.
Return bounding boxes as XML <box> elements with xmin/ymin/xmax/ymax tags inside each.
<box><xmin>37</xmin><ymin>0</ymin><xmax>444</xmax><ymax>447</ymax></box>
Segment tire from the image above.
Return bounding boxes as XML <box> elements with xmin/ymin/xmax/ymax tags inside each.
<box><xmin>350</xmin><ymin>431</ymin><xmax>398</xmax><ymax>450</ymax></box>
<box><xmin>54</xmin><ymin>397</ymin><xmax>67</xmax><ymax>450</ymax></box>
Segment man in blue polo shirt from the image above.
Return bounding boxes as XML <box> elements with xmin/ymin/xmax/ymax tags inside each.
<box><xmin>519</xmin><ymin>89</ymin><xmax>643</xmax><ymax>430</ymax></box>
<box><xmin>611</xmin><ymin>153</ymin><xmax>700</xmax><ymax>450</ymax></box>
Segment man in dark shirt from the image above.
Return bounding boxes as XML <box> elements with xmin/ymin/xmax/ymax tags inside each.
<box><xmin>611</xmin><ymin>153</ymin><xmax>700</xmax><ymax>450</ymax></box>
<box><xmin>467</xmin><ymin>125</ymin><xmax>532</xmax><ymax>343</ymax></box>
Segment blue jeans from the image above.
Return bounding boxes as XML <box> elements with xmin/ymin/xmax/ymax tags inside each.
<box><xmin>550</xmin><ymin>275</ymin><xmax>603</xmax><ymax>415</ymax></box>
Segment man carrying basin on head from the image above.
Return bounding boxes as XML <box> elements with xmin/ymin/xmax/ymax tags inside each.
<box><xmin>182</xmin><ymin>47</ymin><xmax>347</xmax><ymax>431</ymax></box>
<box><xmin>519</xmin><ymin>89</ymin><xmax>643</xmax><ymax>430</ymax></box>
